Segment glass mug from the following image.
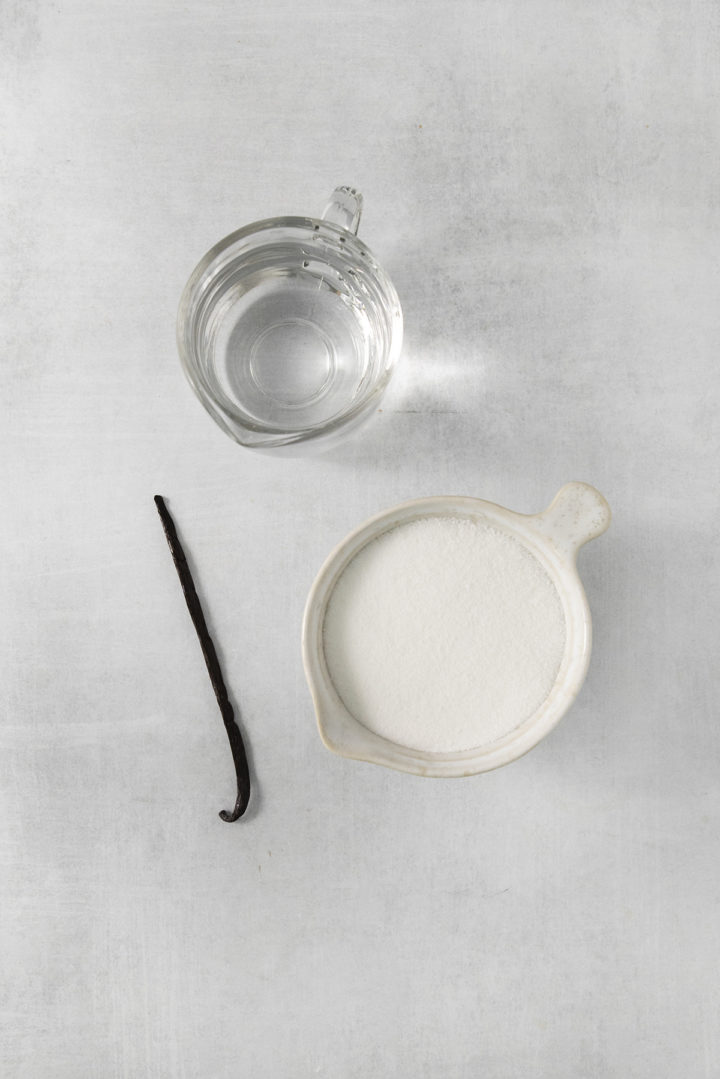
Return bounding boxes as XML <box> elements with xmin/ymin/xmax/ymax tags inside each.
<box><xmin>177</xmin><ymin>187</ymin><xmax>403</xmax><ymax>452</ymax></box>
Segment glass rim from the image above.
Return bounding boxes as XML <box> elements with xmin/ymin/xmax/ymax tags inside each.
<box><xmin>180</xmin><ymin>215</ymin><xmax>380</xmax><ymax>296</ymax></box>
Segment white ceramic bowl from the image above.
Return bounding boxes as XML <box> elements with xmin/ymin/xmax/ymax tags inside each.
<box><xmin>302</xmin><ymin>482</ymin><xmax>611</xmax><ymax>777</ymax></box>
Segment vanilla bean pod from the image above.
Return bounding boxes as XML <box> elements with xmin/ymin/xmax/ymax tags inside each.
<box><xmin>155</xmin><ymin>495</ymin><xmax>250</xmax><ymax>822</ymax></box>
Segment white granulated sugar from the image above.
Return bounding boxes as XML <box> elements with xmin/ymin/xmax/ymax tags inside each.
<box><xmin>322</xmin><ymin>515</ymin><xmax>566</xmax><ymax>753</ymax></box>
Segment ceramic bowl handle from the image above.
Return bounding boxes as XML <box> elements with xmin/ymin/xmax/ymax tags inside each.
<box><xmin>322</xmin><ymin>186</ymin><xmax>363</xmax><ymax>235</ymax></box>
<box><xmin>532</xmin><ymin>482</ymin><xmax>611</xmax><ymax>559</ymax></box>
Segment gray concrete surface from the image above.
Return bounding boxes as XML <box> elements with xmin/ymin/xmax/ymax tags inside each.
<box><xmin>2</xmin><ymin>1</ymin><xmax>719</xmax><ymax>1075</ymax></box>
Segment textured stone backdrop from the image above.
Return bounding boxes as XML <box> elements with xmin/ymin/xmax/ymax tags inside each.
<box><xmin>2</xmin><ymin>2</ymin><xmax>719</xmax><ymax>1076</ymax></box>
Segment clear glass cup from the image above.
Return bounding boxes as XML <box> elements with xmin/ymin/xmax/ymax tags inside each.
<box><xmin>177</xmin><ymin>187</ymin><xmax>403</xmax><ymax>452</ymax></box>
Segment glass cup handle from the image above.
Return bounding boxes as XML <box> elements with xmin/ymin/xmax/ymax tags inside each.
<box><xmin>322</xmin><ymin>186</ymin><xmax>363</xmax><ymax>235</ymax></box>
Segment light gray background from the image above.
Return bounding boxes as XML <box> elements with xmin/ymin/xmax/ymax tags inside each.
<box><xmin>2</xmin><ymin>2</ymin><xmax>719</xmax><ymax>1076</ymax></box>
